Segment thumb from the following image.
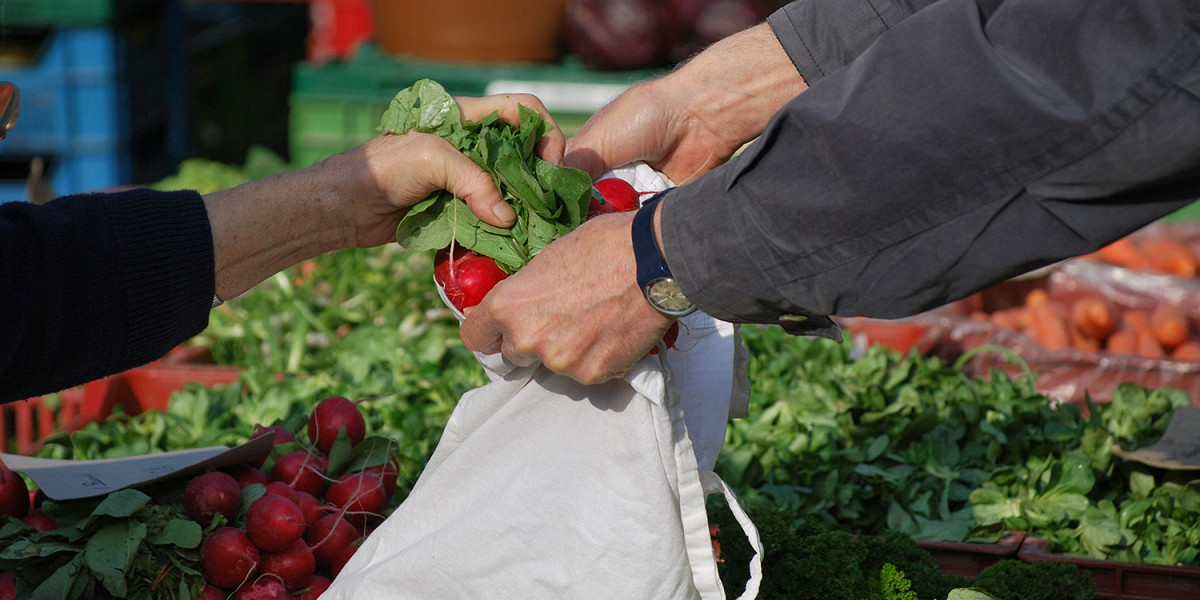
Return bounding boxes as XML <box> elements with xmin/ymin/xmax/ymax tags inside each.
<box><xmin>441</xmin><ymin>152</ymin><xmax>516</xmax><ymax>228</ymax></box>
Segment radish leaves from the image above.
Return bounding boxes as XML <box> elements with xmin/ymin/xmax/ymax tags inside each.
<box><xmin>380</xmin><ymin>79</ymin><xmax>592</xmax><ymax>272</ymax></box>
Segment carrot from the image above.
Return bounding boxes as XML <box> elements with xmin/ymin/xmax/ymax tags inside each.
<box><xmin>1069</xmin><ymin>296</ymin><xmax>1113</xmax><ymax>341</ymax></box>
<box><xmin>1097</xmin><ymin>237</ymin><xmax>1153</xmax><ymax>271</ymax></box>
<box><xmin>1171</xmin><ymin>340</ymin><xmax>1200</xmax><ymax>361</ymax></box>
<box><xmin>1025</xmin><ymin>288</ymin><xmax>1051</xmax><ymax>308</ymax></box>
<box><xmin>1141</xmin><ymin>238</ymin><xmax>1199</xmax><ymax>277</ymax></box>
<box><xmin>1028</xmin><ymin>301</ymin><xmax>1071</xmax><ymax>350</ymax></box>
<box><xmin>1106</xmin><ymin>328</ymin><xmax>1138</xmax><ymax>355</ymax></box>
<box><xmin>1120</xmin><ymin>309</ymin><xmax>1166</xmax><ymax>358</ymax></box>
<box><xmin>989</xmin><ymin>307</ymin><xmax>1024</xmax><ymax>331</ymax></box>
<box><xmin>1150</xmin><ymin>304</ymin><xmax>1190</xmax><ymax>350</ymax></box>
<box><xmin>1070</xmin><ymin>327</ymin><xmax>1102</xmax><ymax>352</ymax></box>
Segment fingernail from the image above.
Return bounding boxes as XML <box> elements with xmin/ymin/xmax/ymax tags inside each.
<box><xmin>493</xmin><ymin>203</ymin><xmax>515</xmax><ymax>223</ymax></box>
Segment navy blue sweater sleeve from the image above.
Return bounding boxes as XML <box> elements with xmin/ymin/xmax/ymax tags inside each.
<box><xmin>0</xmin><ymin>188</ymin><xmax>214</xmax><ymax>403</ymax></box>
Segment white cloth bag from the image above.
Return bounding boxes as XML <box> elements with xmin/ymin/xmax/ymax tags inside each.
<box><xmin>322</xmin><ymin>163</ymin><xmax>762</xmax><ymax>600</ymax></box>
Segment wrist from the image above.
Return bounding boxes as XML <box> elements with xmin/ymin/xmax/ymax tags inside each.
<box><xmin>670</xmin><ymin>23</ymin><xmax>808</xmax><ymax>147</ymax></box>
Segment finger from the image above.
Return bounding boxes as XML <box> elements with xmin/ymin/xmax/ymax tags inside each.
<box><xmin>433</xmin><ymin>146</ymin><xmax>517</xmax><ymax>227</ymax></box>
<box><xmin>459</xmin><ymin>301</ymin><xmax>505</xmax><ymax>355</ymax></box>
<box><xmin>456</xmin><ymin>94</ymin><xmax>566</xmax><ymax>164</ymax></box>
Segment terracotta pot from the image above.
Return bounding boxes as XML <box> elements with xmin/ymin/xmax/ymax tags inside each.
<box><xmin>373</xmin><ymin>0</ymin><xmax>568</xmax><ymax>63</ymax></box>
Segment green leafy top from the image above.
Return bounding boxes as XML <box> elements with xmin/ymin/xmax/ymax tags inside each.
<box><xmin>379</xmin><ymin>79</ymin><xmax>593</xmax><ymax>272</ymax></box>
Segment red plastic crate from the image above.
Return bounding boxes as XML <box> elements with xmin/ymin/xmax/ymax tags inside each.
<box><xmin>1019</xmin><ymin>537</ymin><xmax>1200</xmax><ymax>600</ymax></box>
<box><xmin>0</xmin><ymin>383</ymin><xmax>103</xmax><ymax>455</ymax></box>
<box><xmin>916</xmin><ymin>531</ymin><xmax>1026</xmax><ymax>578</ymax></box>
<box><xmin>117</xmin><ymin>364</ymin><xmax>242</xmax><ymax>413</ymax></box>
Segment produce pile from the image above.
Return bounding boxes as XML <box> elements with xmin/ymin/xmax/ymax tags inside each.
<box><xmin>0</xmin><ymin>396</ymin><xmax>401</xmax><ymax>600</ymax></box>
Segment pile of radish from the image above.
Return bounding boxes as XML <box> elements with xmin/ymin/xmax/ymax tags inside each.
<box><xmin>0</xmin><ymin>395</ymin><xmax>401</xmax><ymax>600</ymax></box>
<box><xmin>187</xmin><ymin>395</ymin><xmax>396</xmax><ymax>599</ymax></box>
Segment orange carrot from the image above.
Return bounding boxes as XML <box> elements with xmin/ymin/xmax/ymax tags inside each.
<box><xmin>1025</xmin><ymin>288</ymin><xmax>1051</xmax><ymax>308</ymax></box>
<box><xmin>1150</xmin><ymin>304</ymin><xmax>1190</xmax><ymax>350</ymax></box>
<box><xmin>989</xmin><ymin>307</ymin><xmax>1024</xmax><ymax>331</ymax></box>
<box><xmin>1121</xmin><ymin>309</ymin><xmax>1166</xmax><ymax>358</ymax></box>
<box><xmin>1070</xmin><ymin>327</ymin><xmax>1102</xmax><ymax>352</ymax></box>
<box><xmin>1106</xmin><ymin>328</ymin><xmax>1138</xmax><ymax>355</ymax></box>
<box><xmin>1171</xmin><ymin>340</ymin><xmax>1200</xmax><ymax>361</ymax></box>
<box><xmin>1142</xmin><ymin>238</ymin><xmax>1199</xmax><ymax>277</ymax></box>
<box><xmin>1029</xmin><ymin>301</ymin><xmax>1071</xmax><ymax>350</ymax></box>
<box><xmin>1097</xmin><ymin>237</ymin><xmax>1153</xmax><ymax>271</ymax></box>
<box><xmin>1070</xmin><ymin>296</ymin><xmax>1114</xmax><ymax>341</ymax></box>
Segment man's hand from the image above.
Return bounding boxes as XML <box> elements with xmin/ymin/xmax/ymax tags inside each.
<box><xmin>565</xmin><ymin>23</ymin><xmax>806</xmax><ymax>184</ymax></box>
<box><xmin>458</xmin><ymin>212</ymin><xmax>674</xmax><ymax>385</ymax></box>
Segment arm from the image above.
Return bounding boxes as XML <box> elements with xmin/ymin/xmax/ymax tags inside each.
<box><xmin>1</xmin><ymin>94</ymin><xmax>564</xmax><ymax>402</ymax></box>
<box><xmin>462</xmin><ymin>0</ymin><xmax>1200</xmax><ymax>382</ymax></box>
<box><xmin>564</xmin><ymin>0</ymin><xmax>936</xmax><ymax>182</ymax></box>
<box><xmin>666</xmin><ymin>0</ymin><xmax>1200</xmax><ymax>328</ymax></box>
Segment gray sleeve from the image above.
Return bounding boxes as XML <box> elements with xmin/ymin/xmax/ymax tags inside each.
<box><xmin>663</xmin><ymin>0</ymin><xmax>1200</xmax><ymax>334</ymax></box>
<box><xmin>767</xmin><ymin>0</ymin><xmax>938</xmax><ymax>86</ymax></box>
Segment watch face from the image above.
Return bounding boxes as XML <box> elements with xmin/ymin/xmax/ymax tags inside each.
<box><xmin>646</xmin><ymin>278</ymin><xmax>695</xmax><ymax>316</ymax></box>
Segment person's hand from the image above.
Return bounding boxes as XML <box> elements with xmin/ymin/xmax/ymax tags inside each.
<box><xmin>205</xmin><ymin>93</ymin><xmax>563</xmax><ymax>301</ymax></box>
<box><xmin>564</xmin><ymin>23</ymin><xmax>806</xmax><ymax>184</ymax></box>
<box><xmin>324</xmin><ymin>93</ymin><xmax>567</xmax><ymax>249</ymax></box>
<box><xmin>458</xmin><ymin>211</ymin><xmax>673</xmax><ymax>384</ymax></box>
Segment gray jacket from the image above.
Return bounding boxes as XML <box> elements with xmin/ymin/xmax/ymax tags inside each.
<box><xmin>662</xmin><ymin>0</ymin><xmax>1200</xmax><ymax>335</ymax></box>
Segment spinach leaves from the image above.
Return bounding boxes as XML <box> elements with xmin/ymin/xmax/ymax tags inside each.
<box><xmin>379</xmin><ymin>79</ymin><xmax>593</xmax><ymax>272</ymax></box>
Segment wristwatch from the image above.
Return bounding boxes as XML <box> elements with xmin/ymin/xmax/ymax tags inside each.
<box><xmin>632</xmin><ymin>192</ymin><xmax>696</xmax><ymax>317</ymax></box>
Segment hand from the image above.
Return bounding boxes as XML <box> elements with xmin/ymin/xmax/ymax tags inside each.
<box><xmin>205</xmin><ymin>93</ymin><xmax>564</xmax><ymax>301</ymax></box>
<box><xmin>331</xmin><ymin>93</ymin><xmax>567</xmax><ymax>249</ymax></box>
<box><xmin>458</xmin><ymin>212</ymin><xmax>674</xmax><ymax>384</ymax></box>
<box><xmin>564</xmin><ymin>23</ymin><xmax>806</xmax><ymax>184</ymax></box>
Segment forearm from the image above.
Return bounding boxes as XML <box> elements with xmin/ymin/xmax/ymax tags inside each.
<box><xmin>664</xmin><ymin>0</ymin><xmax>1200</xmax><ymax>329</ymax></box>
<box><xmin>204</xmin><ymin>155</ymin><xmax>358</xmax><ymax>302</ymax></box>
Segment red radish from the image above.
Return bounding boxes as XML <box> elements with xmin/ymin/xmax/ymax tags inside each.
<box><xmin>361</xmin><ymin>459</ymin><xmax>399</xmax><ymax>499</ymax></box>
<box><xmin>590</xmin><ymin>178</ymin><xmax>640</xmax><ymax>213</ymax></box>
<box><xmin>22</xmin><ymin>509</ymin><xmax>56</xmax><ymax>532</ymax></box>
<box><xmin>226</xmin><ymin>465</ymin><xmax>270</xmax><ymax>489</ymax></box>
<box><xmin>200</xmin><ymin>527</ymin><xmax>260</xmax><ymax>589</ymax></box>
<box><xmin>295</xmin><ymin>491</ymin><xmax>323</xmax><ymax>527</ymax></box>
<box><xmin>331</xmin><ymin>542</ymin><xmax>360</xmax><ymax>578</ymax></box>
<box><xmin>434</xmin><ymin>245</ymin><xmax>509</xmax><ymax>312</ymax></box>
<box><xmin>0</xmin><ymin>468</ymin><xmax>29</xmax><ymax>520</ymax></box>
<box><xmin>259</xmin><ymin>539</ymin><xmax>316</xmax><ymax>590</ymax></box>
<box><xmin>294</xmin><ymin>575</ymin><xmax>332</xmax><ymax>600</ymax></box>
<box><xmin>270</xmin><ymin>451</ymin><xmax>328</xmax><ymax>498</ymax></box>
<box><xmin>184</xmin><ymin>471</ymin><xmax>242</xmax><ymax>527</ymax></box>
<box><xmin>263</xmin><ymin>481</ymin><xmax>300</xmax><ymax>504</ymax></box>
<box><xmin>246</xmin><ymin>495</ymin><xmax>306</xmax><ymax>553</ymax></box>
<box><xmin>250</xmin><ymin>425</ymin><xmax>296</xmax><ymax>467</ymax></box>
<box><xmin>195</xmin><ymin>585</ymin><xmax>227</xmax><ymax>600</ymax></box>
<box><xmin>307</xmin><ymin>396</ymin><xmax>366</xmax><ymax>454</ymax></box>
<box><xmin>325</xmin><ymin>472</ymin><xmax>387</xmax><ymax>528</ymax></box>
<box><xmin>231</xmin><ymin>576</ymin><xmax>290</xmax><ymax>600</ymax></box>
<box><xmin>649</xmin><ymin>321</ymin><xmax>681</xmax><ymax>355</ymax></box>
<box><xmin>305</xmin><ymin>514</ymin><xmax>358</xmax><ymax>570</ymax></box>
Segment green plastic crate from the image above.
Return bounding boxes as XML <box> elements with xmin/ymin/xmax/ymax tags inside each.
<box><xmin>289</xmin><ymin>47</ymin><xmax>662</xmax><ymax>166</ymax></box>
<box><xmin>0</xmin><ymin>0</ymin><xmax>112</xmax><ymax>27</ymax></box>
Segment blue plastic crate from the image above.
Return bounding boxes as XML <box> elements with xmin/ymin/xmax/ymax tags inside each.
<box><xmin>0</xmin><ymin>28</ymin><xmax>124</xmax><ymax>156</ymax></box>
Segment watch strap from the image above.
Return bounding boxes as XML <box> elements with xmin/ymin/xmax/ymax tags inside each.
<box><xmin>632</xmin><ymin>191</ymin><xmax>671</xmax><ymax>291</ymax></box>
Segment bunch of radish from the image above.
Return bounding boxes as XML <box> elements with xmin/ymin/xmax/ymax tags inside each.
<box><xmin>185</xmin><ymin>395</ymin><xmax>398</xmax><ymax>600</ymax></box>
<box><xmin>433</xmin><ymin>176</ymin><xmax>645</xmax><ymax>313</ymax></box>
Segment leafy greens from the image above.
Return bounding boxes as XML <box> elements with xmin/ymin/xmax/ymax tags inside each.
<box><xmin>379</xmin><ymin>79</ymin><xmax>593</xmax><ymax>272</ymax></box>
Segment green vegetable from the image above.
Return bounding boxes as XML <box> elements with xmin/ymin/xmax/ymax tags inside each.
<box><xmin>379</xmin><ymin>79</ymin><xmax>593</xmax><ymax>272</ymax></box>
